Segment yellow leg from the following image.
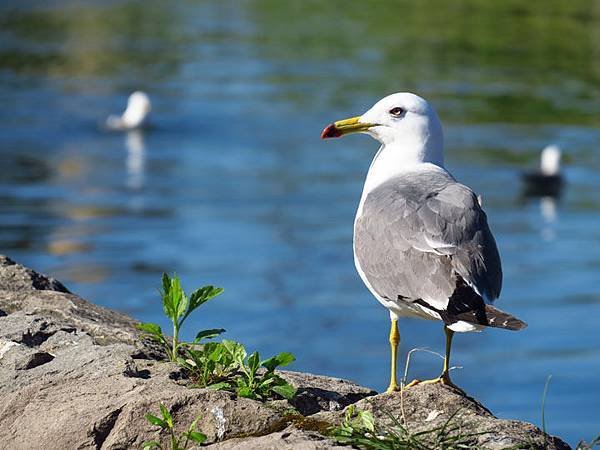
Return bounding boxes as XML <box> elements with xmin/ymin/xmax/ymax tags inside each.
<box><xmin>403</xmin><ymin>326</ymin><xmax>463</xmax><ymax>391</ymax></box>
<box><xmin>441</xmin><ymin>326</ymin><xmax>454</xmax><ymax>383</ymax></box>
<box><xmin>386</xmin><ymin>318</ymin><xmax>400</xmax><ymax>393</ymax></box>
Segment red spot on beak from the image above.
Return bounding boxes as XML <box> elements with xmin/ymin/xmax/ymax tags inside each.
<box><xmin>321</xmin><ymin>123</ymin><xmax>342</xmax><ymax>139</ymax></box>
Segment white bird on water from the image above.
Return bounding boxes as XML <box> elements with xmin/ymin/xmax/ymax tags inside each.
<box><xmin>522</xmin><ymin>144</ymin><xmax>564</xmax><ymax>197</ymax></box>
<box><xmin>321</xmin><ymin>93</ymin><xmax>526</xmax><ymax>392</ymax></box>
<box><xmin>106</xmin><ymin>91</ymin><xmax>151</xmax><ymax>131</ymax></box>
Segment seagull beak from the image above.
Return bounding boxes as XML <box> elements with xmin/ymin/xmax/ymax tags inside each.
<box><xmin>321</xmin><ymin>116</ymin><xmax>376</xmax><ymax>139</ymax></box>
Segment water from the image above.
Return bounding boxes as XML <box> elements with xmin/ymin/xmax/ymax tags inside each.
<box><xmin>1</xmin><ymin>0</ymin><xmax>600</xmax><ymax>444</ymax></box>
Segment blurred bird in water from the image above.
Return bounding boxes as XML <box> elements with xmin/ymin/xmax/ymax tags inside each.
<box><xmin>522</xmin><ymin>144</ymin><xmax>564</xmax><ymax>198</ymax></box>
<box><xmin>106</xmin><ymin>91</ymin><xmax>151</xmax><ymax>131</ymax></box>
<box><xmin>321</xmin><ymin>93</ymin><xmax>526</xmax><ymax>393</ymax></box>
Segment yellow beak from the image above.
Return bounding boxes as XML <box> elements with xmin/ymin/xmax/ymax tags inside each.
<box><xmin>321</xmin><ymin>116</ymin><xmax>376</xmax><ymax>139</ymax></box>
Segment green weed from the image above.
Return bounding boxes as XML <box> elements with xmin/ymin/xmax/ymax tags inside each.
<box><xmin>576</xmin><ymin>436</ymin><xmax>600</xmax><ymax>450</ymax></box>
<box><xmin>142</xmin><ymin>403</ymin><xmax>206</xmax><ymax>450</ymax></box>
<box><xmin>137</xmin><ymin>273</ymin><xmax>224</xmax><ymax>362</ymax></box>
<box><xmin>179</xmin><ymin>339</ymin><xmax>296</xmax><ymax>400</ymax></box>
<box><xmin>138</xmin><ymin>274</ymin><xmax>296</xmax><ymax>402</ymax></box>
<box><xmin>331</xmin><ymin>405</ymin><xmax>485</xmax><ymax>450</ymax></box>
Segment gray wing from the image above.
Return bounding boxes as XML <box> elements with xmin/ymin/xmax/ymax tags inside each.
<box><xmin>354</xmin><ymin>175</ymin><xmax>502</xmax><ymax>312</ymax></box>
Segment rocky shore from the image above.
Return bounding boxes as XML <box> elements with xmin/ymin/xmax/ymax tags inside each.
<box><xmin>0</xmin><ymin>256</ymin><xmax>570</xmax><ymax>449</ymax></box>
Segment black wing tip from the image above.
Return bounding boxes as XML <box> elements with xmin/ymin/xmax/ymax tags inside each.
<box><xmin>504</xmin><ymin>318</ymin><xmax>528</xmax><ymax>331</ymax></box>
<box><xmin>484</xmin><ymin>305</ymin><xmax>527</xmax><ymax>331</ymax></box>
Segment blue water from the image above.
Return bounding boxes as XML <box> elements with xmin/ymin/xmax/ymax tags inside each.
<box><xmin>1</xmin><ymin>1</ymin><xmax>600</xmax><ymax>445</ymax></box>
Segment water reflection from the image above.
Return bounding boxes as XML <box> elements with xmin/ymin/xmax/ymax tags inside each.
<box><xmin>539</xmin><ymin>196</ymin><xmax>558</xmax><ymax>242</ymax></box>
<box><xmin>126</xmin><ymin>130</ymin><xmax>146</xmax><ymax>191</ymax></box>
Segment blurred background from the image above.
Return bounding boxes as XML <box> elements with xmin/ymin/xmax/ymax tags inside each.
<box><xmin>1</xmin><ymin>0</ymin><xmax>599</xmax><ymax>444</ymax></box>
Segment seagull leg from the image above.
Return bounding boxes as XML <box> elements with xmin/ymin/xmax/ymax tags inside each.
<box><xmin>386</xmin><ymin>317</ymin><xmax>400</xmax><ymax>393</ymax></box>
<box><xmin>439</xmin><ymin>326</ymin><xmax>454</xmax><ymax>385</ymax></box>
<box><xmin>403</xmin><ymin>326</ymin><xmax>464</xmax><ymax>392</ymax></box>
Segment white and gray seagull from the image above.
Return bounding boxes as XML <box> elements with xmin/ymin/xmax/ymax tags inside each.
<box><xmin>321</xmin><ymin>93</ymin><xmax>526</xmax><ymax>392</ymax></box>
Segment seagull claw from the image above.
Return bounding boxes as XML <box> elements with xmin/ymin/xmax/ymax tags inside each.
<box><xmin>403</xmin><ymin>374</ymin><xmax>466</xmax><ymax>395</ymax></box>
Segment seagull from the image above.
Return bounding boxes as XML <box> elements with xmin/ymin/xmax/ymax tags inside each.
<box><xmin>106</xmin><ymin>91</ymin><xmax>151</xmax><ymax>131</ymax></box>
<box><xmin>321</xmin><ymin>93</ymin><xmax>526</xmax><ymax>393</ymax></box>
<box><xmin>522</xmin><ymin>144</ymin><xmax>564</xmax><ymax>197</ymax></box>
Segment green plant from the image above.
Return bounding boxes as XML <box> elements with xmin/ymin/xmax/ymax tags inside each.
<box><xmin>180</xmin><ymin>339</ymin><xmax>297</xmax><ymax>401</ymax></box>
<box><xmin>576</xmin><ymin>436</ymin><xmax>600</xmax><ymax>450</ymax></box>
<box><xmin>142</xmin><ymin>403</ymin><xmax>206</xmax><ymax>450</ymax></box>
<box><xmin>541</xmin><ymin>375</ymin><xmax>552</xmax><ymax>434</ymax></box>
<box><xmin>178</xmin><ymin>340</ymin><xmax>239</xmax><ymax>389</ymax></box>
<box><xmin>138</xmin><ymin>274</ymin><xmax>297</xmax><ymax>402</ymax></box>
<box><xmin>331</xmin><ymin>405</ymin><xmax>484</xmax><ymax>450</ymax></box>
<box><xmin>137</xmin><ymin>273</ymin><xmax>224</xmax><ymax>361</ymax></box>
<box><xmin>233</xmin><ymin>346</ymin><xmax>296</xmax><ymax>401</ymax></box>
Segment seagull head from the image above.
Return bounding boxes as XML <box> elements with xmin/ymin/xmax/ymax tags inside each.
<box><xmin>540</xmin><ymin>144</ymin><xmax>561</xmax><ymax>176</ymax></box>
<box><xmin>321</xmin><ymin>92</ymin><xmax>444</xmax><ymax>166</ymax></box>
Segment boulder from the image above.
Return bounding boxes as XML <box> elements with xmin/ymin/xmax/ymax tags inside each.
<box><xmin>0</xmin><ymin>256</ymin><xmax>571</xmax><ymax>449</ymax></box>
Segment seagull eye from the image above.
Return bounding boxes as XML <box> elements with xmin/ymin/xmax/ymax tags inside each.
<box><xmin>389</xmin><ymin>107</ymin><xmax>405</xmax><ymax>117</ymax></box>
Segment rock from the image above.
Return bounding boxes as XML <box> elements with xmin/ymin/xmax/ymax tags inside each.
<box><xmin>0</xmin><ymin>255</ymin><xmax>69</xmax><ymax>293</ymax></box>
<box><xmin>281</xmin><ymin>370</ymin><xmax>376</xmax><ymax>415</ymax></box>
<box><xmin>317</xmin><ymin>384</ymin><xmax>571</xmax><ymax>450</ymax></box>
<box><xmin>206</xmin><ymin>427</ymin><xmax>339</xmax><ymax>449</ymax></box>
<box><xmin>0</xmin><ymin>255</ymin><xmax>572</xmax><ymax>449</ymax></box>
<box><xmin>0</xmin><ymin>339</ymin><xmax>54</xmax><ymax>370</ymax></box>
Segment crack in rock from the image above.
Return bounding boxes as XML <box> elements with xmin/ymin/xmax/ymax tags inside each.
<box><xmin>90</xmin><ymin>407</ymin><xmax>123</xmax><ymax>449</ymax></box>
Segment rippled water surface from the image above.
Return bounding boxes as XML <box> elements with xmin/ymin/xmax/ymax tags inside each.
<box><xmin>1</xmin><ymin>1</ymin><xmax>600</xmax><ymax>444</ymax></box>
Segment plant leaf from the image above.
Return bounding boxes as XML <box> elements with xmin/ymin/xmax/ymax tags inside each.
<box><xmin>159</xmin><ymin>404</ymin><xmax>173</xmax><ymax>429</ymax></box>
<box><xmin>272</xmin><ymin>383</ymin><xmax>297</xmax><ymax>400</ymax></box>
<box><xmin>171</xmin><ymin>276</ymin><xmax>188</xmax><ymax>322</ymax></box>
<box><xmin>161</xmin><ymin>272</ymin><xmax>171</xmax><ymax>295</ymax></box>
<box><xmin>186</xmin><ymin>431</ymin><xmax>207</xmax><ymax>443</ymax></box>
<box><xmin>136</xmin><ymin>322</ymin><xmax>163</xmax><ymax>336</ymax></box>
<box><xmin>145</xmin><ymin>413</ymin><xmax>167</xmax><ymax>428</ymax></box>
<box><xmin>208</xmin><ymin>381</ymin><xmax>231</xmax><ymax>391</ymax></box>
<box><xmin>136</xmin><ymin>323</ymin><xmax>168</xmax><ymax>346</ymax></box>
<box><xmin>181</xmin><ymin>285</ymin><xmax>224</xmax><ymax>324</ymax></box>
<box><xmin>357</xmin><ymin>410</ymin><xmax>375</xmax><ymax>433</ymax></box>
<box><xmin>189</xmin><ymin>286</ymin><xmax>224</xmax><ymax>309</ymax></box>
<box><xmin>222</xmin><ymin>340</ymin><xmax>246</xmax><ymax>366</ymax></box>
<box><xmin>161</xmin><ymin>273</ymin><xmax>176</xmax><ymax>321</ymax></box>
<box><xmin>261</xmin><ymin>352</ymin><xmax>295</xmax><ymax>372</ymax></box>
<box><xmin>142</xmin><ymin>440</ymin><xmax>161</xmax><ymax>450</ymax></box>
<box><xmin>194</xmin><ymin>328</ymin><xmax>226</xmax><ymax>342</ymax></box>
<box><xmin>237</xmin><ymin>386</ymin><xmax>254</xmax><ymax>399</ymax></box>
<box><xmin>248</xmin><ymin>351</ymin><xmax>260</xmax><ymax>375</ymax></box>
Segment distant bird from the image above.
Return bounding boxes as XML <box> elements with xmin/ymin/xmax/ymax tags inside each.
<box><xmin>522</xmin><ymin>144</ymin><xmax>564</xmax><ymax>197</ymax></box>
<box><xmin>106</xmin><ymin>91</ymin><xmax>151</xmax><ymax>131</ymax></box>
<box><xmin>321</xmin><ymin>93</ymin><xmax>526</xmax><ymax>393</ymax></box>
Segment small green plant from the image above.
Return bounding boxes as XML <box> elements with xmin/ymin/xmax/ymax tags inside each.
<box><xmin>179</xmin><ymin>339</ymin><xmax>297</xmax><ymax>401</ymax></box>
<box><xmin>137</xmin><ymin>273</ymin><xmax>224</xmax><ymax>361</ymax></box>
<box><xmin>331</xmin><ymin>405</ymin><xmax>484</xmax><ymax>450</ymax></box>
<box><xmin>232</xmin><ymin>345</ymin><xmax>296</xmax><ymax>401</ymax></box>
<box><xmin>178</xmin><ymin>340</ymin><xmax>239</xmax><ymax>389</ymax></box>
<box><xmin>138</xmin><ymin>274</ymin><xmax>297</xmax><ymax>402</ymax></box>
<box><xmin>142</xmin><ymin>403</ymin><xmax>206</xmax><ymax>450</ymax></box>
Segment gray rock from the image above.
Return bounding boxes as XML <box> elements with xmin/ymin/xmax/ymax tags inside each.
<box><xmin>0</xmin><ymin>339</ymin><xmax>54</xmax><ymax>370</ymax></box>
<box><xmin>0</xmin><ymin>255</ymin><xmax>69</xmax><ymax>293</ymax></box>
<box><xmin>281</xmin><ymin>370</ymin><xmax>376</xmax><ymax>415</ymax></box>
<box><xmin>317</xmin><ymin>385</ymin><xmax>571</xmax><ymax>450</ymax></box>
<box><xmin>206</xmin><ymin>427</ymin><xmax>340</xmax><ymax>449</ymax></box>
<box><xmin>0</xmin><ymin>256</ymin><xmax>572</xmax><ymax>450</ymax></box>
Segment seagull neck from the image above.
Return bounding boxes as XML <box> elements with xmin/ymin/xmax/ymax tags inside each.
<box><xmin>361</xmin><ymin>143</ymin><xmax>445</xmax><ymax>195</ymax></box>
